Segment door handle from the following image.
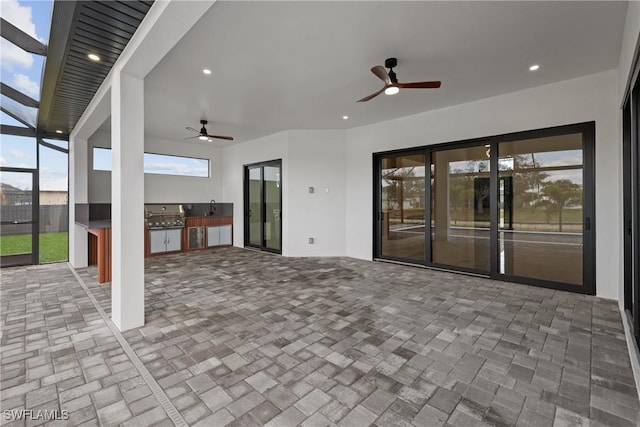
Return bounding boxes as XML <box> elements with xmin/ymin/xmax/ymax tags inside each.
<box><xmin>585</xmin><ymin>217</ymin><xmax>591</xmax><ymax>231</ymax></box>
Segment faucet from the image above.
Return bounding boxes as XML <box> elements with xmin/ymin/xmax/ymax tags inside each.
<box><xmin>209</xmin><ymin>199</ymin><xmax>216</xmax><ymax>215</ymax></box>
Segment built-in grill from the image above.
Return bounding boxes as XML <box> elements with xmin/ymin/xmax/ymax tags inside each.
<box><xmin>144</xmin><ymin>204</ymin><xmax>185</xmax><ymax>229</ymax></box>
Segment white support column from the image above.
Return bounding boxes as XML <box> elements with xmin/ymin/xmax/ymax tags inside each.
<box><xmin>69</xmin><ymin>136</ymin><xmax>88</xmax><ymax>268</ymax></box>
<box><xmin>111</xmin><ymin>70</ymin><xmax>145</xmax><ymax>331</ymax></box>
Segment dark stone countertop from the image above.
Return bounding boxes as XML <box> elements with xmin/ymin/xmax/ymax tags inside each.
<box><xmin>76</xmin><ymin>220</ymin><xmax>112</xmax><ymax>229</ymax></box>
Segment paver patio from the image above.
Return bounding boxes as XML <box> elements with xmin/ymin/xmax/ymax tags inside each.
<box><xmin>1</xmin><ymin>247</ymin><xmax>638</xmax><ymax>426</ymax></box>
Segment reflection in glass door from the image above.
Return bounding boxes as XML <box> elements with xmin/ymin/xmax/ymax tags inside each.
<box><xmin>432</xmin><ymin>146</ymin><xmax>491</xmax><ymax>272</ymax></box>
<box><xmin>0</xmin><ymin>170</ymin><xmax>38</xmax><ymax>266</ymax></box>
<box><xmin>378</xmin><ymin>153</ymin><xmax>426</xmax><ymax>262</ymax></box>
<box><xmin>244</xmin><ymin>160</ymin><xmax>282</xmax><ymax>254</ymax></box>
<box><xmin>498</xmin><ymin>134</ymin><xmax>584</xmax><ymax>285</ymax></box>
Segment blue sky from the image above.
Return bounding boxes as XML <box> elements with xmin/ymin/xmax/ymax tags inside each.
<box><xmin>1</xmin><ymin>0</ymin><xmax>52</xmax><ymax>101</ymax></box>
<box><xmin>1</xmin><ymin>0</ymin><xmax>66</xmax><ymax>192</ymax></box>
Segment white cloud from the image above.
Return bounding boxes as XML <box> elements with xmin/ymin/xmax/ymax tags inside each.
<box><xmin>0</xmin><ymin>0</ymin><xmax>40</xmax><ymax>39</ymax></box>
<box><xmin>145</xmin><ymin>161</ymin><xmax>208</xmax><ymax>176</ymax></box>
<box><xmin>40</xmin><ymin>177</ymin><xmax>68</xmax><ymax>191</ymax></box>
<box><xmin>0</xmin><ymin>0</ymin><xmax>42</xmax><ymax>72</ymax></box>
<box><xmin>12</xmin><ymin>73</ymin><xmax>39</xmax><ymax>96</ymax></box>
<box><xmin>0</xmin><ymin>156</ymin><xmax>6</xmax><ymax>166</ymax></box>
<box><xmin>9</xmin><ymin>149</ymin><xmax>26</xmax><ymax>158</ymax></box>
<box><xmin>1</xmin><ymin>38</ymin><xmax>33</xmax><ymax>71</ymax></box>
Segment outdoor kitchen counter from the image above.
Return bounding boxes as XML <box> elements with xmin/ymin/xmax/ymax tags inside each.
<box><xmin>75</xmin><ymin>220</ymin><xmax>112</xmax><ymax>283</ymax></box>
<box><xmin>75</xmin><ymin>220</ymin><xmax>112</xmax><ymax>229</ymax></box>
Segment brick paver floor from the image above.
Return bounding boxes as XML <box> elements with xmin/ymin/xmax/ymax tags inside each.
<box><xmin>2</xmin><ymin>247</ymin><xmax>639</xmax><ymax>426</ymax></box>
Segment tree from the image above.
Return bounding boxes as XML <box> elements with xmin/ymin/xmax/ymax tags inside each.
<box><xmin>382</xmin><ymin>167</ymin><xmax>424</xmax><ymax>223</ymax></box>
<box><xmin>538</xmin><ymin>179</ymin><xmax>582</xmax><ymax>231</ymax></box>
<box><xmin>509</xmin><ymin>154</ymin><xmax>549</xmax><ymax>207</ymax></box>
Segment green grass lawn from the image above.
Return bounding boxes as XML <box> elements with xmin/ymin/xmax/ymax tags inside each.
<box><xmin>0</xmin><ymin>232</ymin><xmax>68</xmax><ymax>263</ymax></box>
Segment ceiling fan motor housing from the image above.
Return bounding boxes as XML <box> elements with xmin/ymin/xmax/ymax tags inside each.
<box><xmin>385</xmin><ymin>57</ymin><xmax>398</xmax><ymax>69</ymax></box>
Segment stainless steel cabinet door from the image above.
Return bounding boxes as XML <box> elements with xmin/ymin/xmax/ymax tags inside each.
<box><xmin>150</xmin><ymin>230</ymin><xmax>167</xmax><ymax>253</ymax></box>
<box><xmin>166</xmin><ymin>229</ymin><xmax>182</xmax><ymax>252</ymax></box>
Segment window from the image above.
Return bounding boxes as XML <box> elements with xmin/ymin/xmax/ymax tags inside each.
<box><xmin>144</xmin><ymin>153</ymin><xmax>209</xmax><ymax>177</ymax></box>
<box><xmin>92</xmin><ymin>147</ymin><xmax>210</xmax><ymax>177</ymax></box>
<box><xmin>93</xmin><ymin>147</ymin><xmax>111</xmax><ymax>171</ymax></box>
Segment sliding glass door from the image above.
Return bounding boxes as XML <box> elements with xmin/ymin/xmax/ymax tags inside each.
<box><xmin>374</xmin><ymin>122</ymin><xmax>595</xmax><ymax>294</ymax></box>
<box><xmin>244</xmin><ymin>160</ymin><xmax>282</xmax><ymax>253</ymax></box>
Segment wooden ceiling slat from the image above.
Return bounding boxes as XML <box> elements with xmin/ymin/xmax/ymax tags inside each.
<box><xmin>91</xmin><ymin>1</ymin><xmax>148</xmax><ymax>23</ymax></box>
<box><xmin>79</xmin><ymin>8</ymin><xmax>138</xmax><ymax>35</ymax></box>
<box><xmin>75</xmin><ymin>23</ymin><xmax>130</xmax><ymax>47</ymax></box>
<box><xmin>76</xmin><ymin>13</ymin><xmax>135</xmax><ymax>42</ymax></box>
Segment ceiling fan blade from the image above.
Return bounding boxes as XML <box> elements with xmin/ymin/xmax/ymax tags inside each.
<box><xmin>357</xmin><ymin>87</ymin><xmax>385</xmax><ymax>102</ymax></box>
<box><xmin>398</xmin><ymin>81</ymin><xmax>441</xmax><ymax>89</ymax></box>
<box><xmin>186</xmin><ymin>126</ymin><xmax>200</xmax><ymax>133</ymax></box>
<box><xmin>184</xmin><ymin>136</ymin><xmax>200</xmax><ymax>140</ymax></box>
<box><xmin>371</xmin><ymin>66</ymin><xmax>391</xmax><ymax>85</ymax></box>
<box><xmin>206</xmin><ymin>134</ymin><xmax>234</xmax><ymax>141</ymax></box>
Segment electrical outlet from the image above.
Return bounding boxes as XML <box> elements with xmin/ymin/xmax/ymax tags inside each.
<box><xmin>309</xmin><ymin>187</ymin><xmax>314</xmax><ymax>193</ymax></box>
<box><xmin>308</xmin><ymin>237</ymin><xmax>314</xmax><ymax>244</ymax></box>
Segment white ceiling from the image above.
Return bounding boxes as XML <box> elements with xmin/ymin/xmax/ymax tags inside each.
<box><xmin>142</xmin><ymin>1</ymin><xmax>627</xmax><ymax>144</ymax></box>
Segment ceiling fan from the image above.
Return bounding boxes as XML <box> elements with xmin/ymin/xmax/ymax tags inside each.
<box><xmin>185</xmin><ymin>120</ymin><xmax>234</xmax><ymax>141</ymax></box>
<box><xmin>358</xmin><ymin>57</ymin><xmax>441</xmax><ymax>102</ymax></box>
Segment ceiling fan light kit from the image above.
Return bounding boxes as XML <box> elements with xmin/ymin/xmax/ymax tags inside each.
<box><xmin>358</xmin><ymin>57</ymin><xmax>441</xmax><ymax>102</ymax></box>
<box><xmin>384</xmin><ymin>86</ymin><xmax>400</xmax><ymax>95</ymax></box>
<box><xmin>185</xmin><ymin>119</ymin><xmax>234</xmax><ymax>141</ymax></box>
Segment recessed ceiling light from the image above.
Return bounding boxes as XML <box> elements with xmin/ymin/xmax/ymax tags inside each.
<box><xmin>56</xmin><ymin>130</ymin><xmax>63</xmax><ymax>134</ymax></box>
<box><xmin>202</xmin><ymin>69</ymin><xmax>212</xmax><ymax>75</ymax></box>
<box><xmin>87</xmin><ymin>53</ymin><xmax>101</xmax><ymax>62</ymax></box>
<box><xmin>529</xmin><ymin>64</ymin><xmax>540</xmax><ymax>71</ymax></box>
<box><xmin>342</xmin><ymin>116</ymin><xmax>349</xmax><ymax>120</ymax></box>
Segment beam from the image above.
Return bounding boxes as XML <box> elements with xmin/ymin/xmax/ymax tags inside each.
<box><xmin>0</xmin><ymin>124</ymin><xmax>35</xmax><ymax>137</ymax></box>
<box><xmin>0</xmin><ymin>106</ymin><xmax>34</xmax><ymax>129</ymax></box>
<box><xmin>1</xmin><ymin>83</ymin><xmax>39</xmax><ymax>108</ymax></box>
<box><xmin>0</xmin><ymin>18</ymin><xmax>47</xmax><ymax>55</ymax></box>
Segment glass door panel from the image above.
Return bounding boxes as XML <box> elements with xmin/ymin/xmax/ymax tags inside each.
<box><xmin>247</xmin><ymin>167</ymin><xmax>262</xmax><ymax>247</ymax></box>
<box><xmin>380</xmin><ymin>154</ymin><xmax>426</xmax><ymax>262</ymax></box>
<box><xmin>432</xmin><ymin>146</ymin><xmax>490</xmax><ymax>272</ymax></box>
<box><xmin>264</xmin><ymin>165</ymin><xmax>281</xmax><ymax>251</ymax></box>
<box><xmin>1</xmin><ymin>170</ymin><xmax>37</xmax><ymax>266</ymax></box>
<box><xmin>498</xmin><ymin>134</ymin><xmax>583</xmax><ymax>285</ymax></box>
